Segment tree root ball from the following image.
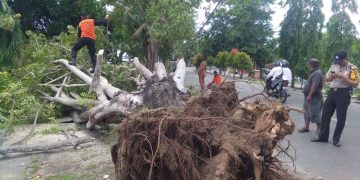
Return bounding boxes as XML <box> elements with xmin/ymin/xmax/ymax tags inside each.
<box><xmin>112</xmin><ymin>82</ymin><xmax>295</xmax><ymax>180</ymax></box>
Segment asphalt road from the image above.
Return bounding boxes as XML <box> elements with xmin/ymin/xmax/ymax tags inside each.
<box><xmin>185</xmin><ymin>67</ymin><xmax>360</xmax><ymax>180</ymax></box>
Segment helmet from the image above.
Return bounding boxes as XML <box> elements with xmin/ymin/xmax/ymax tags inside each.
<box><xmin>281</xmin><ymin>59</ymin><xmax>289</xmax><ymax>67</ymax></box>
<box><xmin>274</xmin><ymin>61</ymin><xmax>282</xmax><ymax>67</ymax></box>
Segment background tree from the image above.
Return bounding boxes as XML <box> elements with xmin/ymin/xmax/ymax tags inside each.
<box><xmin>108</xmin><ymin>0</ymin><xmax>201</xmax><ymax>71</ymax></box>
<box><xmin>323</xmin><ymin>0</ymin><xmax>358</xmax><ymax>68</ymax></box>
<box><xmin>279</xmin><ymin>0</ymin><xmax>324</xmax><ymax>87</ymax></box>
<box><xmin>201</xmin><ymin>0</ymin><xmax>275</xmax><ymax>67</ymax></box>
<box><xmin>8</xmin><ymin>0</ymin><xmax>104</xmax><ymax>37</ymax></box>
<box><xmin>0</xmin><ymin>0</ymin><xmax>24</xmax><ymax>67</ymax></box>
<box><xmin>214</xmin><ymin>51</ymin><xmax>230</xmax><ymax>75</ymax></box>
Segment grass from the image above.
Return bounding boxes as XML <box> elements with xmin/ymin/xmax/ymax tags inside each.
<box><xmin>30</xmin><ymin>156</ymin><xmax>40</xmax><ymax>174</ymax></box>
<box><xmin>354</xmin><ymin>89</ymin><xmax>360</xmax><ymax>100</ymax></box>
<box><xmin>38</xmin><ymin>124</ymin><xmax>61</xmax><ymax>135</ymax></box>
<box><xmin>45</xmin><ymin>173</ymin><xmax>78</xmax><ymax>180</ymax></box>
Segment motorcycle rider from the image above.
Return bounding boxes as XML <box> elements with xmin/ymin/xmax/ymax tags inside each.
<box><xmin>281</xmin><ymin>60</ymin><xmax>292</xmax><ymax>97</ymax></box>
<box><xmin>266</xmin><ymin>60</ymin><xmax>292</xmax><ymax>95</ymax></box>
<box><xmin>266</xmin><ymin>61</ymin><xmax>283</xmax><ymax>92</ymax></box>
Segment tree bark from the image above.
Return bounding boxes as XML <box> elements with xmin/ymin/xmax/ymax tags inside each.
<box><xmin>147</xmin><ymin>40</ymin><xmax>159</xmax><ymax>71</ymax></box>
<box><xmin>0</xmin><ymin>137</ymin><xmax>94</xmax><ymax>155</ymax></box>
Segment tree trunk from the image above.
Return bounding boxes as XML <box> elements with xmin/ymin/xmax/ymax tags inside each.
<box><xmin>43</xmin><ymin>49</ymin><xmax>188</xmax><ymax>129</ymax></box>
<box><xmin>147</xmin><ymin>40</ymin><xmax>159</xmax><ymax>71</ymax></box>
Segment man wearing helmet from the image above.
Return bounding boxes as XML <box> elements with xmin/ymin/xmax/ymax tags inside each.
<box><xmin>281</xmin><ymin>59</ymin><xmax>292</xmax><ymax>87</ymax></box>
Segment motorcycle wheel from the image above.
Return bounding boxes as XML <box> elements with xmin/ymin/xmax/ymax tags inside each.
<box><xmin>279</xmin><ymin>91</ymin><xmax>287</xmax><ymax>103</ymax></box>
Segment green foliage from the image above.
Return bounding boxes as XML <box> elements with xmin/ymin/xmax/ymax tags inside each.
<box><xmin>227</xmin><ymin>51</ymin><xmax>252</xmax><ymax>71</ymax></box>
<box><xmin>38</xmin><ymin>124</ymin><xmax>62</xmax><ymax>135</ymax></box>
<box><xmin>102</xmin><ymin>63</ymin><xmax>138</xmax><ymax>92</ymax></box>
<box><xmin>108</xmin><ymin>0</ymin><xmax>201</xmax><ymax>66</ymax></box>
<box><xmin>207</xmin><ymin>56</ymin><xmax>215</xmax><ymax>67</ymax></box>
<box><xmin>0</xmin><ymin>0</ymin><xmax>24</xmax><ymax>67</ymax></box>
<box><xmin>191</xmin><ymin>53</ymin><xmax>205</xmax><ymax>68</ymax></box>
<box><xmin>354</xmin><ymin>89</ymin><xmax>360</xmax><ymax>100</ymax></box>
<box><xmin>201</xmin><ymin>0</ymin><xmax>275</xmax><ymax>67</ymax></box>
<box><xmin>214</xmin><ymin>51</ymin><xmax>230</xmax><ymax>71</ymax></box>
<box><xmin>8</xmin><ymin>0</ymin><xmax>104</xmax><ymax>37</ymax></box>
<box><xmin>0</xmin><ymin>27</ymin><xmax>84</xmax><ymax>132</ymax></box>
<box><xmin>45</xmin><ymin>173</ymin><xmax>78</xmax><ymax>180</ymax></box>
<box><xmin>279</xmin><ymin>0</ymin><xmax>325</xmax><ymax>86</ymax></box>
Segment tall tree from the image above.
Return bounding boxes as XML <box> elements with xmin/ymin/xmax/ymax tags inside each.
<box><xmin>201</xmin><ymin>0</ymin><xmax>275</xmax><ymax>67</ymax></box>
<box><xmin>0</xmin><ymin>0</ymin><xmax>23</xmax><ymax>67</ymax></box>
<box><xmin>323</xmin><ymin>0</ymin><xmax>358</xmax><ymax>68</ymax></box>
<box><xmin>108</xmin><ymin>0</ymin><xmax>201</xmax><ymax>70</ymax></box>
<box><xmin>279</xmin><ymin>0</ymin><xmax>324</xmax><ymax>85</ymax></box>
<box><xmin>8</xmin><ymin>0</ymin><xmax>103</xmax><ymax>37</ymax></box>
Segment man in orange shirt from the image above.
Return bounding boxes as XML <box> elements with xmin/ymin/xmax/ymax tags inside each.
<box><xmin>69</xmin><ymin>12</ymin><xmax>109</xmax><ymax>73</ymax></box>
<box><xmin>207</xmin><ymin>71</ymin><xmax>222</xmax><ymax>88</ymax></box>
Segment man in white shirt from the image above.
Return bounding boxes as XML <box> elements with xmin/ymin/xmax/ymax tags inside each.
<box><xmin>281</xmin><ymin>60</ymin><xmax>292</xmax><ymax>86</ymax></box>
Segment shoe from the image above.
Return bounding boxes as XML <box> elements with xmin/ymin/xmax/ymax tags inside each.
<box><xmin>68</xmin><ymin>60</ymin><xmax>77</xmax><ymax>66</ymax></box>
<box><xmin>90</xmin><ymin>69</ymin><xmax>94</xmax><ymax>73</ymax></box>
<box><xmin>333</xmin><ymin>142</ymin><xmax>341</xmax><ymax>147</ymax></box>
<box><xmin>311</xmin><ymin>138</ymin><xmax>328</xmax><ymax>142</ymax></box>
<box><xmin>298</xmin><ymin>127</ymin><xmax>310</xmax><ymax>133</ymax></box>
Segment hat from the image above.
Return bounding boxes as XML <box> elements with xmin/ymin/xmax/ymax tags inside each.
<box><xmin>333</xmin><ymin>50</ymin><xmax>347</xmax><ymax>64</ymax></box>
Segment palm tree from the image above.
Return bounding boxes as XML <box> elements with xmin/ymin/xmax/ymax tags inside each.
<box><xmin>0</xmin><ymin>0</ymin><xmax>24</xmax><ymax>68</ymax></box>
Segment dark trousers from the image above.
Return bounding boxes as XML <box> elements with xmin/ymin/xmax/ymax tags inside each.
<box><xmin>71</xmin><ymin>37</ymin><xmax>96</xmax><ymax>68</ymax></box>
<box><xmin>318</xmin><ymin>88</ymin><xmax>351</xmax><ymax>142</ymax></box>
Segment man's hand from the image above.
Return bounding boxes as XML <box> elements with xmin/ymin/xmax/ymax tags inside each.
<box><xmin>306</xmin><ymin>95</ymin><xmax>312</xmax><ymax>103</ymax></box>
<box><xmin>334</xmin><ymin>72</ymin><xmax>347</xmax><ymax>80</ymax></box>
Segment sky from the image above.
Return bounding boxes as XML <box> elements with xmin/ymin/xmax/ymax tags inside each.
<box><xmin>197</xmin><ymin>0</ymin><xmax>360</xmax><ymax>37</ymax></box>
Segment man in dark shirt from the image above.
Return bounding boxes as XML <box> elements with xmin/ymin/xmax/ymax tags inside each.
<box><xmin>298</xmin><ymin>59</ymin><xmax>324</xmax><ymax>134</ymax></box>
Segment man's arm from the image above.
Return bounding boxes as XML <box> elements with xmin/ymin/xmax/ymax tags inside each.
<box><xmin>94</xmin><ymin>15</ymin><xmax>109</xmax><ymax>26</ymax></box>
<box><xmin>325</xmin><ymin>68</ymin><xmax>334</xmax><ymax>82</ymax></box>
<box><xmin>306</xmin><ymin>83</ymin><xmax>319</xmax><ymax>102</ymax></box>
<box><xmin>77</xmin><ymin>27</ymin><xmax>81</xmax><ymax>38</ymax></box>
<box><xmin>267</xmin><ymin>69</ymin><xmax>275</xmax><ymax>79</ymax></box>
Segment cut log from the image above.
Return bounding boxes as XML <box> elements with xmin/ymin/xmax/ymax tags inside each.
<box><xmin>0</xmin><ymin>137</ymin><xmax>95</xmax><ymax>155</ymax></box>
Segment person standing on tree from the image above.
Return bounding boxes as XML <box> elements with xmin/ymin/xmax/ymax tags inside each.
<box><xmin>69</xmin><ymin>12</ymin><xmax>109</xmax><ymax>73</ymax></box>
<box><xmin>298</xmin><ymin>59</ymin><xmax>323</xmax><ymax>134</ymax></box>
<box><xmin>198</xmin><ymin>61</ymin><xmax>207</xmax><ymax>91</ymax></box>
<box><xmin>311</xmin><ymin>50</ymin><xmax>359</xmax><ymax>147</ymax></box>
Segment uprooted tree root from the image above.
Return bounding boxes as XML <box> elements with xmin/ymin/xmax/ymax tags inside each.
<box><xmin>112</xmin><ymin>82</ymin><xmax>295</xmax><ymax>180</ymax></box>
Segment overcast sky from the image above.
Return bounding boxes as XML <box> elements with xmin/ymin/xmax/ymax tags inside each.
<box><xmin>197</xmin><ymin>0</ymin><xmax>360</xmax><ymax>37</ymax></box>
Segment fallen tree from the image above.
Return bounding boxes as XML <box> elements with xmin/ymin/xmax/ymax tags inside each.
<box><xmin>111</xmin><ymin>82</ymin><xmax>296</xmax><ymax>180</ymax></box>
<box><xmin>40</xmin><ymin>50</ymin><xmax>189</xmax><ymax>129</ymax></box>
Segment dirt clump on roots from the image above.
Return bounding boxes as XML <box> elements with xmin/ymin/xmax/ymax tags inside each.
<box><xmin>111</xmin><ymin>82</ymin><xmax>295</xmax><ymax>180</ymax></box>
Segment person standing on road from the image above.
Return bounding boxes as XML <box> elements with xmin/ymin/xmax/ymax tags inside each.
<box><xmin>69</xmin><ymin>11</ymin><xmax>109</xmax><ymax>73</ymax></box>
<box><xmin>311</xmin><ymin>50</ymin><xmax>359</xmax><ymax>147</ymax></box>
<box><xmin>298</xmin><ymin>59</ymin><xmax>323</xmax><ymax>134</ymax></box>
<box><xmin>198</xmin><ymin>61</ymin><xmax>207</xmax><ymax>91</ymax></box>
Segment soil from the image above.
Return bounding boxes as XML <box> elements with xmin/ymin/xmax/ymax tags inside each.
<box><xmin>112</xmin><ymin>82</ymin><xmax>296</xmax><ymax>180</ymax></box>
<box><xmin>0</xmin><ymin>123</ymin><xmax>116</xmax><ymax>180</ymax></box>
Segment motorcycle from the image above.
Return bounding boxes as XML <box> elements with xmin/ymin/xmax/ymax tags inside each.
<box><xmin>264</xmin><ymin>77</ymin><xmax>289</xmax><ymax>103</ymax></box>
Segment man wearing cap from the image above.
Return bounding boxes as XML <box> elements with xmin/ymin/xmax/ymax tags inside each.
<box><xmin>69</xmin><ymin>12</ymin><xmax>109</xmax><ymax>73</ymax></box>
<box><xmin>298</xmin><ymin>59</ymin><xmax>323</xmax><ymax>134</ymax></box>
<box><xmin>311</xmin><ymin>50</ymin><xmax>359</xmax><ymax>147</ymax></box>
